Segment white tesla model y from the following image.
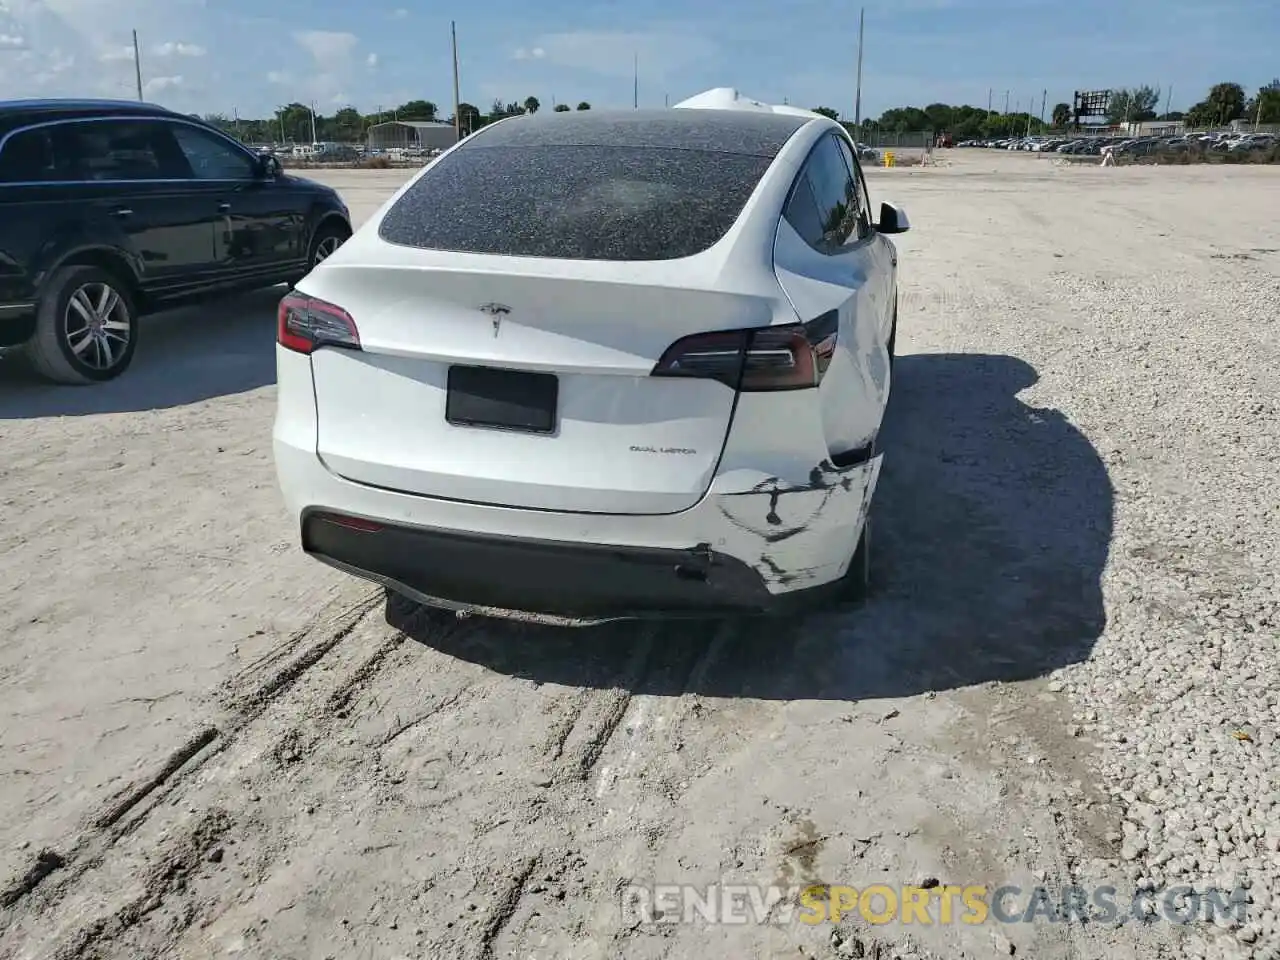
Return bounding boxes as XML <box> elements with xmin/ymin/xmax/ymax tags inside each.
<box><xmin>273</xmin><ymin>89</ymin><xmax>909</xmax><ymax>626</ymax></box>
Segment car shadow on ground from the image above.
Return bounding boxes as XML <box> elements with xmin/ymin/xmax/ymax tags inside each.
<box><xmin>391</xmin><ymin>351</ymin><xmax>1115</xmax><ymax>701</ymax></box>
<box><xmin>0</xmin><ymin>287</ymin><xmax>282</xmax><ymax>419</ymax></box>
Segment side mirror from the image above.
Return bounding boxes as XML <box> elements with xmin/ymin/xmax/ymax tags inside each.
<box><xmin>258</xmin><ymin>154</ymin><xmax>282</xmax><ymax>179</ymax></box>
<box><xmin>877</xmin><ymin>201</ymin><xmax>910</xmax><ymax>235</ymax></box>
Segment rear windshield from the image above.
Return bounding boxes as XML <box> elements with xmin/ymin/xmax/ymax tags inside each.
<box><xmin>377</xmin><ymin>144</ymin><xmax>774</xmax><ymax>261</ymax></box>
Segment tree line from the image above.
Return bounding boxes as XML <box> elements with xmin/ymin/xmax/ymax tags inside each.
<box><xmin>203</xmin><ymin>79</ymin><xmax>1280</xmax><ymax>145</ymax></box>
<box><xmin>814</xmin><ymin>79</ymin><xmax>1280</xmax><ymax>139</ymax></box>
<box><xmin>202</xmin><ymin>96</ymin><xmax>592</xmax><ymax>144</ymax></box>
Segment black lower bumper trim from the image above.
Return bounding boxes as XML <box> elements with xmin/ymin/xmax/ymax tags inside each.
<box><xmin>300</xmin><ymin>509</ymin><xmax>816</xmax><ymax>622</ymax></box>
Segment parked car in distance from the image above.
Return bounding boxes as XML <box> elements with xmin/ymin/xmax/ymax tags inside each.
<box><xmin>274</xmin><ymin>96</ymin><xmax>910</xmax><ymax>626</ymax></box>
<box><xmin>0</xmin><ymin>99</ymin><xmax>353</xmax><ymax>384</ymax></box>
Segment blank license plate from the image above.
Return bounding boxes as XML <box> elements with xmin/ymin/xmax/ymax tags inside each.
<box><xmin>446</xmin><ymin>365</ymin><xmax>558</xmax><ymax>434</ymax></box>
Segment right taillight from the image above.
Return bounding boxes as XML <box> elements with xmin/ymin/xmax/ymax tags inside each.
<box><xmin>277</xmin><ymin>292</ymin><xmax>361</xmax><ymax>355</ymax></box>
<box><xmin>651</xmin><ymin>310</ymin><xmax>838</xmax><ymax>392</ymax></box>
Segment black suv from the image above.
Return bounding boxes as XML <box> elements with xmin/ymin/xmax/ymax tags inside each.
<box><xmin>0</xmin><ymin>99</ymin><xmax>353</xmax><ymax>384</ymax></box>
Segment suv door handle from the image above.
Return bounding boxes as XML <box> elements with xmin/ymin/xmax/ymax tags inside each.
<box><xmin>218</xmin><ymin>202</ymin><xmax>231</xmax><ymax>213</ymax></box>
<box><xmin>111</xmin><ymin>208</ymin><xmax>132</xmax><ymax>218</ymax></box>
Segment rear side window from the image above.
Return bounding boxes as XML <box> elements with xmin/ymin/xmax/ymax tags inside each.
<box><xmin>60</xmin><ymin>120</ymin><xmax>175</xmax><ymax>180</ymax></box>
<box><xmin>378</xmin><ymin>144</ymin><xmax>774</xmax><ymax>261</ymax></box>
<box><xmin>803</xmin><ymin>134</ymin><xmax>860</xmax><ymax>249</ymax></box>
<box><xmin>834</xmin><ymin>136</ymin><xmax>873</xmax><ymax>239</ymax></box>
<box><xmin>0</xmin><ymin>128</ymin><xmax>67</xmax><ymax>182</ymax></box>
<box><xmin>0</xmin><ymin>119</ymin><xmax>187</xmax><ymax>183</ymax></box>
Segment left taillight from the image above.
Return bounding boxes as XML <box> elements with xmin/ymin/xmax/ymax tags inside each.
<box><xmin>277</xmin><ymin>292</ymin><xmax>361</xmax><ymax>355</ymax></box>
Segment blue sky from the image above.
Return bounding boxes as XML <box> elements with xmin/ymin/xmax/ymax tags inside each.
<box><xmin>1</xmin><ymin>0</ymin><xmax>1276</xmax><ymax>120</ymax></box>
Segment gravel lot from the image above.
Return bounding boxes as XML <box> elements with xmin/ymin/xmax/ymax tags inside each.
<box><xmin>0</xmin><ymin>153</ymin><xmax>1276</xmax><ymax>960</ymax></box>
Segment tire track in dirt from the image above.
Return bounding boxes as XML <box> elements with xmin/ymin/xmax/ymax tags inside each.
<box><xmin>49</xmin><ymin>810</ymin><xmax>232</xmax><ymax>960</ymax></box>
<box><xmin>2</xmin><ymin>593</ymin><xmax>528</xmax><ymax>960</ymax></box>
<box><xmin>0</xmin><ymin>590</ymin><xmax>381</xmax><ymax>933</ymax></box>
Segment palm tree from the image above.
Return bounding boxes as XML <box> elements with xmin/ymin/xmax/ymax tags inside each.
<box><xmin>1051</xmin><ymin>102</ymin><xmax>1071</xmax><ymax>128</ymax></box>
<box><xmin>524</xmin><ymin>96</ymin><xmax>540</xmax><ymax>114</ymax></box>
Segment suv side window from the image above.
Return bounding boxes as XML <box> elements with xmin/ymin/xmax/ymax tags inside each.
<box><xmin>169</xmin><ymin>123</ymin><xmax>258</xmax><ymax>180</ymax></box>
<box><xmin>835</xmin><ymin>136</ymin><xmax>873</xmax><ymax>239</ymax></box>
<box><xmin>59</xmin><ymin>119</ymin><xmax>176</xmax><ymax>180</ymax></box>
<box><xmin>787</xmin><ymin>134</ymin><xmax>859</xmax><ymax>252</ymax></box>
<box><xmin>0</xmin><ymin>128</ymin><xmax>66</xmax><ymax>183</ymax></box>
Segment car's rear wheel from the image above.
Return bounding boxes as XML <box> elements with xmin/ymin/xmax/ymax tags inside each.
<box><xmin>24</xmin><ymin>265</ymin><xmax>138</xmax><ymax>384</ymax></box>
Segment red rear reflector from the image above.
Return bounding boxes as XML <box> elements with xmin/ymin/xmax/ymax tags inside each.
<box><xmin>313</xmin><ymin>512</ymin><xmax>383</xmax><ymax>533</ymax></box>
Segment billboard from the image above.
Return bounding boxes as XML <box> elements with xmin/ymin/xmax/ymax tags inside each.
<box><xmin>1073</xmin><ymin>90</ymin><xmax>1112</xmax><ymax>125</ymax></box>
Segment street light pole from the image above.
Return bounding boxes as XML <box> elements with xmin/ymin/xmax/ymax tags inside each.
<box><xmin>132</xmin><ymin>29</ymin><xmax>144</xmax><ymax>101</ymax></box>
<box><xmin>853</xmin><ymin>7</ymin><xmax>865</xmax><ymax>139</ymax></box>
<box><xmin>451</xmin><ymin>21</ymin><xmax>461</xmax><ymax>141</ymax></box>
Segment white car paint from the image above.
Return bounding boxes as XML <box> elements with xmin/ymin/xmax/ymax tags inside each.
<box><xmin>273</xmin><ymin>91</ymin><xmax>908</xmax><ymax>624</ymax></box>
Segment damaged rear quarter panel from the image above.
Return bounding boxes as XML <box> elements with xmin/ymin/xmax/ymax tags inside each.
<box><xmin>714</xmin><ymin>455</ymin><xmax>882</xmax><ymax>591</ymax></box>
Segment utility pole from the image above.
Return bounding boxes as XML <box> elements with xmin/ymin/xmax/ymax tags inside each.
<box><xmin>451</xmin><ymin>21</ymin><xmax>462</xmax><ymax>140</ymax></box>
<box><xmin>664</xmin><ymin>93</ymin><xmax>669</xmax><ymax>108</ymax></box>
<box><xmin>853</xmin><ymin>6</ymin><xmax>865</xmax><ymax>139</ymax></box>
<box><xmin>1004</xmin><ymin>90</ymin><xmax>1010</xmax><ymax>114</ymax></box>
<box><xmin>1256</xmin><ymin>90</ymin><xmax>1264</xmax><ymax>132</ymax></box>
<box><xmin>1040</xmin><ymin>89</ymin><xmax>1047</xmax><ymax>124</ymax></box>
<box><xmin>987</xmin><ymin>88</ymin><xmax>992</xmax><ymax>116</ymax></box>
<box><xmin>633</xmin><ymin>53</ymin><xmax>638</xmax><ymax>108</ymax></box>
<box><xmin>132</xmin><ymin>29</ymin><xmax>144</xmax><ymax>101</ymax></box>
<box><xmin>278</xmin><ymin>108</ymin><xmax>285</xmax><ymax>144</ymax></box>
<box><xmin>309</xmin><ymin>101</ymin><xmax>317</xmax><ymax>143</ymax></box>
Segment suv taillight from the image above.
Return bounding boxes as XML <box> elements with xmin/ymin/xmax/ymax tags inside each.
<box><xmin>651</xmin><ymin>311</ymin><xmax>838</xmax><ymax>392</ymax></box>
<box><xmin>277</xmin><ymin>292</ymin><xmax>361</xmax><ymax>355</ymax></box>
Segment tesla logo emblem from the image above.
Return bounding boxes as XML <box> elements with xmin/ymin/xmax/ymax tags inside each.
<box><xmin>478</xmin><ymin>302</ymin><xmax>511</xmax><ymax>336</ymax></box>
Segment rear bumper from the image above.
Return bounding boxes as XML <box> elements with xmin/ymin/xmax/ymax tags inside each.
<box><xmin>302</xmin><ymin>509</ymin><xmax>835</xmax><ymax>624</ymax></box>
<box><xmin>273</xmin><ymin>347</ymin><xmax>883</xmax><ymax>624</ymax></box>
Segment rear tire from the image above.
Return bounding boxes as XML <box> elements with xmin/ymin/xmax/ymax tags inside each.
<box><xmin>23</xmin><ymin>265</ymin><xmax>138</xmax><ymax>385</ymax></box>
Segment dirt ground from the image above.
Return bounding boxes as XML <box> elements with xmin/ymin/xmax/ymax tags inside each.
<box><xmin>1</xmin><ymin>152</ymin><xmax>1276</xmax><ymax>960</ymax></box>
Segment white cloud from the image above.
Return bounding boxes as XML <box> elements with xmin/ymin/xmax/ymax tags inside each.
<box><xmin>144</xmin><ymin>74</ymin><xmax>182</xmax><ymax>93</ymax></box>
<box><xmin>391</xmin><ymin>7</ymin><xmax>408</xmax><ymax>18</ymax></box>
<box><xmin>99</xmin><ymin>44</ymin><xmax>135</xmax><ymax>62</ymax></box>
<box><xmin>331</xmin><ymin>92</ymin><xmax>349</xmax><ymax>105</ymax></box>
<box><xmin>512</xmin><ymin>46</ymin><xmax>546</xmax><ymax>61</ymax></box>
<box><xmin>266</xmin><ymin>70</ymin><xmax>291</xmax><ymax>84</ymax></box>
<box><xmin>366</xmin><ymin>52</ymin><xmax>378</xmax><ymax>68</ymax></box>
<box><xmin>0</xmin><ymin>32</ymin><xmax>26</xmax><ymax>48</ymax></box>
<box><xmin>293</xmin><ymin>29</ymin><xmax>358</xmax><ymax>62</ymax></box>
<box><xmin>524</xmin><ymin>30</ymin><xmax>717</xmax><ymax>80</ymax></box>
<box><xmin>154</xmin><ymin>40</ymin><xmax>205</xmax><ymax>57</ymax></box>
